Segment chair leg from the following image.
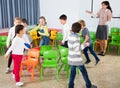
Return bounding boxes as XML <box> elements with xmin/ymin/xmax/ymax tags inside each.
<box><xmin>58</xmin><ymin>64</ymin><xmax>64</xmax><ymax>74</ymax></box>
<box><xmin>40</xmin><ymin>67</ymin><xmax>43</xmax><ymax>80</ymax></box>
<box><xmin>31</xmin><ymin>66</ymin><xmax>34</xmax><ymax>80</ymax></box>
<box><xmin>56</xmin><ymin>66</ymin><xmax>59</xmax><ymax>80</ymax></box>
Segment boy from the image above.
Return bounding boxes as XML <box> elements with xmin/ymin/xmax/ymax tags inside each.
<box><xmin>5</xmin><ymin>17</ymin><xmax>22</xmax><ymax>73</ymax></box>
<box><xmin>68</xmin><ymin>22</ymin><xmax>97</xmax><ymax>88</ymax></box>
<box><xmin>78</xmin><ymin>20</ymin><xmax>100</xmax><ymax>65</ymax></box>
<box><xmin>59</xmin><ymin>14</ymin><xmax>70</xmax><ymax>48</ymax></box>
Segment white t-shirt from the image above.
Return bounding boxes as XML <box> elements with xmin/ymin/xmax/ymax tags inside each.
<box><xmin>5</xmin><ymin>36</ymin><xmax>28</xmax><ymax>55</ymax></box>
<box><xmin>62</xmin><ymin>23</ymin><xmax>70</xmax><ymax>43</ymax></box>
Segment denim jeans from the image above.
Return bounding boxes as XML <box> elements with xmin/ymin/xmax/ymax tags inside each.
<box><xmin>83</xmin><ymin>44</ymin><xmax>99</xmax><ymax>61</ymax></box>
<box><xmin>68</xmin><ymin>65</ymin><xmax>92</xmax><ymax>88</ymax></box>
<box><xmin>39</xmin><ymin>36</ymin><xmax>50</xmax><ymax>46</ymax></box>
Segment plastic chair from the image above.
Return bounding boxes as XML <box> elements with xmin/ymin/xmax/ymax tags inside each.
<box><xmin>108</xmin><ymin>35</ymin><xmax>120</xmax><ymax>54</ymax></box>
<box><xmin>40</xmin><ymin>50</ymin><xmax>58</xmax><ymax>80</ymax></box>
<box><xmin>110</xmin><ymin>27</ymin><xmax>120</xmax><ymax>36</ymax></box>
<box><xmin>0</xmin><ymin>36</ymin><xmax>7</xmax><ymax>55</ymax></box>
<box><xmin>40</xmin><ymin>45</ymin><xmax>52</xmax><ymax>56</ymax></box>
<box><xmin>20</xmin><ymin>49</ymin><xmax>40</xmax><ymax>80</ymax></box>
<box><xmin>55</xmin><ymin>33</ymin><xmax>63</xmax><ymax>47</ymax></box>
<box><xmin>90</xmin><ymin>32</ymin><xmax>96</xmax><ymax>50</ymax></box>
<box><xmin>50</xmin><ymin>30</ymin><xmax>57</xmax><ymax>47</ymax></box>
<box><xmin>58</xmin><ymin>48</ymin><xmax>70</xmax><ymax>78</ymax></box>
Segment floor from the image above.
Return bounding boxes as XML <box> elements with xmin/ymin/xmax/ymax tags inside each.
<box><xmin>0</xmin><ymin>51</ymin><xmax>120</xmax><ymax>88</ymax></box>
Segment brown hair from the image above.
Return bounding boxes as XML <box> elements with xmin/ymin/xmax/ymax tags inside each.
<box><xmin>39</xmin><ymin>16</ymin><xmax>47</xmax><ymax>25</ymax></box>
<box><xmin>102</xmin><ymin>1</ymin><xmax>112</xmax><ymax>13</ymax></box>
<box><xmin>72</xmin><ymin>22</ymin><xmax>81</xmax><ymax>33</ymax></box>
<box><xmin>78</xmin><ymin>20</ymin><xmax>86</xmax><ymax>27</ymax></box>
<box><xmin>14</xmin><ymin>17</ymin><xmax>21</xmax><ymax>22</ymax></box>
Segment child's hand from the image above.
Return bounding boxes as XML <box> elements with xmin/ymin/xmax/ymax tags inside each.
<box><xmin>4</xmin><ymin>54</ymin><xmax>9</xmax><ymax>59</ymax></box>
<box><xmin>85</xmin><ymin>42</ymin><xmax>90</xmax><ymax>46</ymax></box>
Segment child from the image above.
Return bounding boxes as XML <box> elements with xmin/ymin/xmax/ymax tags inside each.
<box><xmin>59</xmin><ymin>14</ymin><xmax>70</xmax><ymax>48</ymax></box>
<box><xmin>22</xmin><ymin>18</ymin><xmax>32</xmax><ymax>45</ymax></box>
<box><xmin>78</xmin><ymin>20</ymin><xmax>100</xmax><ymax>65</ymax></box>
<box><xmin>5</xmin><ymin>25</ymin><xmax>29</xmax><ymax>87</ymax></box>
<box><xmin>68</xmin><ymin>22</ymin><xmax>97</xmax><ymax>88</ymax></box>
<box><xmin>86</xmin><ymin>1</ymin><xmax>112</xmax><ymax>56</ymax></box>
<box><xmin>37</xmin><ymin>16</ymin><xmax>50</xmax><ymax>46</ymax></box>
<box><xmin>5</xmin><ymin>17</ymin><xmax>22</xmax><ymax>73</ymax></box>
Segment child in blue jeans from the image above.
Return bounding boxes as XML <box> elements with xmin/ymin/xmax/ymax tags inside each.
<box><xmin>78</xmin><ymin>20</ymin><xmax>100</xmax><ymax>65</ymax></box>
<box><xmin>68</xmin><ymin>22</ymin><xmax>97</xmax><ymax>88</ymax></box>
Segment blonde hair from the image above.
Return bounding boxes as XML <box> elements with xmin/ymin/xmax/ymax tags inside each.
<box><xmin>78</xmin><ymin>20</ymin><xmax>86</xmax><ymax>27</ymax></box>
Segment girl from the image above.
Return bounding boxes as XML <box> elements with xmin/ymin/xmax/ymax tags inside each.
<box><xmin>86</xmin><ymin>1</ymin><xmax>112</xmax><ymax>56</ymax></box>
<box><xmin>5</xmin><ymin>25</ymin><xmax>29</xmax><ymax>87</ymax></box>
<box><xmin>37</xmin><ymin>16</ymin><xmax>50</xmax><ymax>46</ymax></box>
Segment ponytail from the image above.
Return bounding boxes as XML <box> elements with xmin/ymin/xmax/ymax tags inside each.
<box><xmin>102</xmin><ymin>1</ymin><xmax>112</xmax><ymax>13</ymax></box>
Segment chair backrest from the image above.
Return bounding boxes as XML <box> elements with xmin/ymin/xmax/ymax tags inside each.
<box><xmin>90</xmin><ymin>32</ymin><xmax>96</xmax><ymax>41</ymax></box>
<box><xmin>56</xmin><ymin>33</ymin><xmax>63</xmax><ymax>41</ymax></box>
<box><xmin>110</xmin><ymin>27</ymin><xmax>120</xmax><ymax>35</ymax></box>
<box><xmin>50</xmin><ymin>30</ymin><xmax>57</xmax><ymax>36</ymax></box>
<box><xmin>43</xmin><ymin>50</ymin><xmax>57</xmax><ymax>61</ymax></box>
<box><xmin>0</xmin><ymin>36</ymin><xmax>8</xmax><ymax>42</ymax></box>
<box><xmin>27</xmin><ymin>49</ymin><xmax>40</xmax><ymax>60</ymax></box>
<box><xmin>111</xmin><ymin>35</ymin><xmax>120</xmax><ymax>43</ymax></box>
<box><xmin>40</xmin><ymin>45</ymin><xmax>52</xmax><ymax>55</ymax></box>
<box><xmin>60</xmin><ymin>48</ymin><xmax>68</xmax><ymax>57</ymax></box>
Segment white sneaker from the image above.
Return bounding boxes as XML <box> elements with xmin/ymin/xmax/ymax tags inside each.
<box><xmin>5</xmin><ymin>67</ymin><xmax>11</xmax><ymax>73</ymax></box>
<box><xmin>12</xmin><ymin>73</ymin><xmax>15</xmax><ymax>79</ymax></box>
<box><xmin>16</xmin><ymin>82</ymin><xmax>24</xmax><ymax>87</ymax></box>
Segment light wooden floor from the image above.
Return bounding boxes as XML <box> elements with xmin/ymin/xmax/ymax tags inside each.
<box><xmin>0</xmin><ymin>52</ymin><xmax>120</xmax><ymax>88</ymax></box>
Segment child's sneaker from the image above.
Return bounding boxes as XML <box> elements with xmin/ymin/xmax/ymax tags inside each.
<box><xmin>5</xmin><ymin>67</ymin><xmax>11</xmax><ymax>73</ymax></box>
<box><xmin>91</xmin><ymin>85</ymin><xmax>97</xmax><ymax>88</ymax></box>
<box><xmin>16</xmin><ymin>82</ymin><xmax>24</xmax><ymax>87</ymax></box>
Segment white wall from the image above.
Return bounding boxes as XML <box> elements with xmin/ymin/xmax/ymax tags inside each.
<box><xmin>40</xmin><ymin>0</ymin><xmax>120</xmax><ymax>32</ymax></box>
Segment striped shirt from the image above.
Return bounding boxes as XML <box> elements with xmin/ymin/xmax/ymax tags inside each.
<box><xmin>68</xmin><ymin>33</ymin><xmax>84</xmax><ymax>66</ymax></box>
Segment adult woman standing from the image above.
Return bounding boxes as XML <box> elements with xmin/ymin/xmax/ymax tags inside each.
<box><xmin>86</xmin><ymin>1</ymin><xmax>112</xmax><ymax>56</ymax></box>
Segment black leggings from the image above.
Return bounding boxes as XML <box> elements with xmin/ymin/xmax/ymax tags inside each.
<box><xmin>8</xmin><ymin>54</ymin><xmax>12</xmax><ymax>68</ymax></box>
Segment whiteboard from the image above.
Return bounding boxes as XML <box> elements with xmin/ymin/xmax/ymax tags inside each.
<box><xmin>91</xmin><ymin>0</ymin><xmax>120</xmax><ymax>18</ymax></box>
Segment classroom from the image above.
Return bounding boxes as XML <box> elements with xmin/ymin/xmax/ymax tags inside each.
<box><xmin>0</xmin><ymin>0</ymin><xmax>120</xmax><ymax>88</ymax></box>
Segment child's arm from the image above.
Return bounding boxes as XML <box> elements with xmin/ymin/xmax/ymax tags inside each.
<box><xmin>38</xmin><ymin>27</ymin><xmax>49</xmax><ymax>36</ymax></box>
<box><xmin>83</xmin><ymin>35</ymin><xmax>89</xmax><ymax>43</ymax></box>
<box><xmin>5</xmin><ymin>41</ymin><xmax>15</xmax><ymax>58</ymax></box>
<box><xmin>6</xmin><ymin>29</ymin><xmax>12</xmax><ymax>48</ymax></box>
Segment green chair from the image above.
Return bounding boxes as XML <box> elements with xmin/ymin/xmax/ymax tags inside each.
<box><xmin>0</xmin><ymin>36</ymin><xmax>8</xmax><ymax>55</ymax></box>
<box><xmin>90</xmin><ymin>32</ymin><xmax>96</xmax><ymax>50</ymax></box>
<box><xmin>58</xmin><ymin>48</ymin><xmax>70</xmax><ymax>78</ymax></box>
<box><xmin>80</xmin><ymin>37</ymin><xmax>84</xmax><ymax>43</ymax></box>
<box><xmin>108</xmin><ymin>35</ymin><xmax>120</xmax><ymax>54</ymax></box>
<box><xmin>110</xmin><ymin>27</ymin><xmax>120</xmax><ymax>36</ymax></box>
<box><xmin>40</xmin><ymin>45</ymin><xmax>52</xmax><ymax>56</ymax></box>
<box><xmin>40</xmin><ymin>50</ymin><xmax>58</xmax><ymax>80</ymax></box>
<box><xmin>55</xmin><ymin>33</ymin><xmax>63</xmax><ymax>47</ymax></box>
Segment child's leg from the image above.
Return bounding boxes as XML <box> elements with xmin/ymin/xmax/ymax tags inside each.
<box><xmin>45</xmin><ymin>37</ymin><xmax>50</xmax><ymax>45</ymax></box>
<box><xmin>88</xmin><ymin>44</ymin><xmax>100</xmax><ymax>61</ymax></box>
<box><xmin>77</xmin><ymin>65</ymin><xmax>92</xmax><ymax>88</ymax></box>
<box><xmin>39</xmin><ymin>38</ymin><xmax>44</xmax><ymax>46</ymax></box>
<box><xmin>68</xmin><ymin>66</ymin><xmax>76</xmax><ymax>88</ymax></box>
<box><xmin>83</xmin><ymin>47</ymin><xmax>90</xmax><ymax>62</ymax></box>
<box><xmin>12</xmin><ymin>55</ymin><xmax>22</xmax><ymax>82</ymax></box>
<box><xmin>8</xmin><ymin>53</ymin><xmax>12</xmax><ymax>68</ymax></box>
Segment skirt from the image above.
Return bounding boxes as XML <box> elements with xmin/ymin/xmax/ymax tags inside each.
<box><xmin>96</xmin><ymin>25</ymin><xmax>108</xmax><ymax>40</ymax></box>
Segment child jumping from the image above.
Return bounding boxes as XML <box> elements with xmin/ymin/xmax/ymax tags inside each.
<box><xmin>5</xmin><ymin>25</ymin><xmax>29</xmax><ymax>87</ymax></box>
<box><xmin>78</xmin><ymin>20</ymin><xmax>100</xmax><ymax>65</ymax></box>
<box><xmin>68</xmin><ymin>22</ymin><xmax>97</xmax><ymax>88</ymax></box>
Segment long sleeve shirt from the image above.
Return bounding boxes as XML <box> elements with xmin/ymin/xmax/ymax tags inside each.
<box><xmin>5</xmin><ymin>36</ymin><xmax>28</xmax><ymax>56</ymax></box>
<box><xmin>62</xmin><ymin>23</ymin><xmax>70</xmax><ymax>43</ymax></box>
<box><xmin>6</xmin><ymin>26</ymin><xmax>30</xmax><ymax>47</ymax></box>
<box><xmin>68</xmin><ymin>33</ymin><xmax>84</xmax><ymax>66</ymax></box>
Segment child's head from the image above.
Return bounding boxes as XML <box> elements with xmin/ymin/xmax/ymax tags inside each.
<box><xmin>59</xmin><ymin>14</ymin><xmax>67</xmax><ymax>25</ymax></box>
<box><xmin>39</xmin><ymin>16</ymin><xmax>47</xmax><ymax>26</ymax></box>
<box><xmin>14</xmin><ymin>17</ymin><xmax>22</xmax><ymax>26</ymax></box>
<box><xmin>22</xmin><ymin>18</ymin><xmax>28</xmax><ymax>27</ymax></box>
<box><xmin>15</xmin><ymin>25</ymin><xmax>25</xmax><ymax>36</ymax></box>
<box><xmin>72</xmin><ymin>22</ymin><xmax>81</xmax><ymax>33</ymax></box>
<box><xmin>78</xmin><ymin>20</ymin><xmax>86</xmax><ymax>29</ymax></box>
<box><xmin>101</xmin><ymin>1</ymin><xmax>112</xmax><ymax>13</ymax></box>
